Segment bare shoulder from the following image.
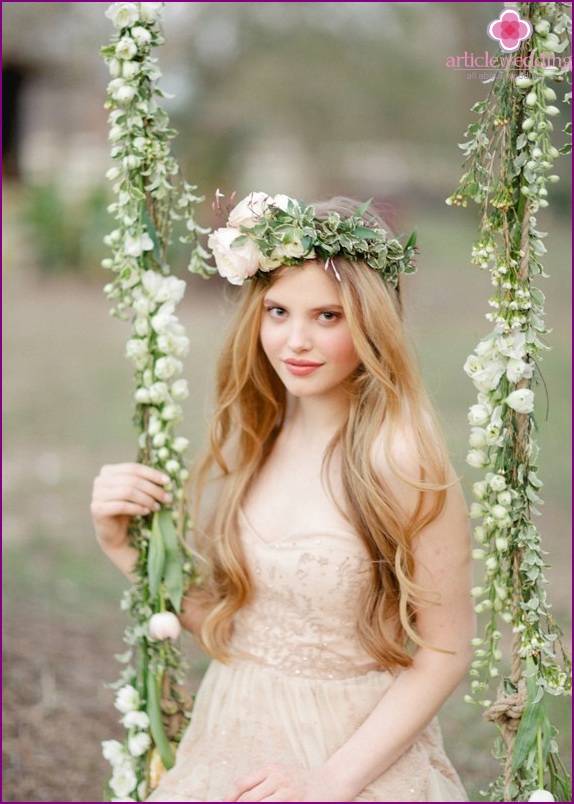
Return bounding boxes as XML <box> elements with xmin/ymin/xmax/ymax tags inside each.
<box><xmin>371</xmin><ymin>418</ymin><xmax>468</xmax><ymax>537</ymax></box>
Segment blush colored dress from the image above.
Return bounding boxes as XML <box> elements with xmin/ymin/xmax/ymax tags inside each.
<box><xmin>147</xmin><ymin>511</ymin><xmax>467</xmax><ymax>802</ymax></box>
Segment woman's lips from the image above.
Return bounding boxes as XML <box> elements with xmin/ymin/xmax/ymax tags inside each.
<box><xmin>283</xmin><ymin>359</ymin><xmax>324</xmax><ymax>376</ymax></box>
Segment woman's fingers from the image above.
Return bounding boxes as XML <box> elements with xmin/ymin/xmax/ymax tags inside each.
<box><xmin>93</xmin><ymin>464</ymin><xmax>173</xmax><ymax>509</ymax></box>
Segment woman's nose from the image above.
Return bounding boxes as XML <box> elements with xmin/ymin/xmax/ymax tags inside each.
<box><xmin>286</xmin><ymin>319</ymin><xmax>312</xmax><ymax>352</ymax></box>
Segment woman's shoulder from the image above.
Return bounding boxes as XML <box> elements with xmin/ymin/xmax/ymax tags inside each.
<box><xmin>369</xmin><ymin>415</ymin><xmax>452</xmax><ymax>514</ymax></box>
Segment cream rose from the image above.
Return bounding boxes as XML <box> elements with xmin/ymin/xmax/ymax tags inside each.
<box><xmin>105</xmin><ymin>3</ymin><xmax>140</xmax><ymax>29</ymax></box>
<box><xmin>227</xmin><ymin>192</ymin><xmax>270</xmax><ymax>229</ymax></box>
<box><xmin>208</xmin><ymin>227</ymin><xmax>261</xmax><ymax>285</ymax></box>
<box><xmin>149</xmin><ymin>611</ymin><xmax>182</xmax><ymax>640</ymax></box>
<box><xmin>505</xmin><ymin>388</ymin><xmax>535</xmax><ymax>414</ymax></box>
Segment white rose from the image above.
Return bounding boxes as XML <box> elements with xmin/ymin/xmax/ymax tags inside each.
<box><xmin>489</xmin><ymin>474</ymin><xmax>507</xmax><ymax>492</ymax></box>
<box><xmin>121</xmin><ymin>710</ymin><xmax>150</xmax><ymax>730</ymax></box>
<box><xmin>497</xmin><ymin>331</ymin><xmax>527</xmax><ymax>359</ymax></box>
<box><xmin>271</xmin><ymin>194</ymin><xmax>296</xmax><ymax>211</ymax></box>
<box><xmin>110</xmin><ymin>765</ymin><xmax>138</xmax><ymax>798</ymax></box>
<box><xmin>155</xmin><ymin>276</ymin><xmax>186</xmax><ymax>305</ymax></box>
<box><xmin>227</xmin><ymin>192</ymin><xmax>270</xmax><ymax>228</ymax></box>
<box><xmin>270</xmin><ymin>232</ymin><xmax>308</xmax><ymax>263</ymax></box>
<box><xmin>505</xmin><ymin>388</ymin><xmax>535</xmax><ymax>414</ymax></box>
<box><xmin>114</xmin><ymin>685</ymin><xmax>141</xmax><ymax>714</ymax></box>
<box><xmin>154</xmin><ymin>356</ymin><xmax>183</xmax><ymax>380</ymax></box>
<box><xmin>506</xmin><ymin>357</ymin><xmax>533</xmax><ymax>383</ymax></box>
<box><xmin>148</xmin><ymin>382</ymin><xmax>170</xmax><ymax>404</ymax></box>
<box><xmin>130</xmin><ymin>26</ymin><xmax>152</xmax><ymax>46</ymax></box>
<box><xmin>149</xmin><ymin>611</ymin><xmax>182</xmax><ymax>640</ymax></box>
<box><xmin>161</xmin><ymin>403</ymin><xmax>182</xmax><ymax>421</ymax></box>
<box><xmin>102</xmin><ymin>739</ymin><xmax>127</xmax><ymax>765</ymax></box>
<box><xmin>468</xmin><ymin>404</ymin><xmax>490</xmax><ymax>426</ymax></box>
<box><xmin>115</xmin><ymin>84</ymin><xmax>137</xmax><ymax>104</ymax></box>
<box><xmin>165</xmin><ymin>458</ymin><xmax>180</xmax><ymax>473</ymax></box>
<box><xmin>170</xmin><ymin>379</ymin><xmax>189</xmax><ymax>400</ymax></box>
<box><xmin>258</xmin><ymin>253</ymin><xmax>284</xmax><ymax>271</ymax></box>
<box><xmin>122</xmin><ymin>61</ymin><xmax>140</xmax><ymax>80</ymax></box>
<box><xmin>528</xmin><ymin>790</ymin><xmax>555</xmax><ymax>802</ymax></box>
<box><xmin>497</xmin><ymin>491</ymin><xmax>512</xmax><ymax>507</ymax></box>
<box><xmin>172</xmin><ymin>436</ymin><xmax>190</xmax><ymax>453</ymax></box>
<box><xmin>142</xmin><ymin>269</ymin><xmax>164</xmax><ymax>298</ymax></box>
<box><xmin>467</xmin><ymin>449</ymin><xmax>489</xmax><ymax>469</ymax></box>
<box><xmin>134</xmin><ymin>387</ymin><xmax>151</xmax><ymax>404</ymax></box>
<box><xmin>471</xmin><ymin>359</ymin><xmax>506</xmax><ymax>392</ymax></box>
<box><xmin>105</xmin><ymin>3</ymin><xmax>140</xmax><ymax>29</ymax></box>
<box><xmin>472</xmin><ymin>481</ymin><xmax>488</xmax><ymax>500</ymax></box>
<box><xmin>139</xmin><ymin>2</ymin><xmax>164</xmax><ymax>22</ymax></box>
<box><xmin>158</xmin><ymin>333</ymin><xmax>189</xmax><ymax>358</ymax></box>
<box><xmin>127</xmin><ymin>731</ymin><xmax>151</xmax><ymax>757</ymax></box>
<box><xmin>208</xmin><ymin>228</ymin><xmax>261</xmax><ymax>286</ymax></box>
<box><xmin>108</xmin><ymin>57</ymin><xmax>122</xmax><ymax>78</ymax></box>
<box><xmin>125</xmin><ymin>233</ymin><xmax>154</xmax><ymax>257</ymax></box>
<box><xmin>469</xmin><ymin>428</ymin><xmax>488</xmax><ymax>448</ymax></box>
<box><xmin>125</xmin><ymin>339</ymin><xmax>149</xmax><ymax>369</ymax></box>
<box><xmin>115</xmin><ymin>36</ymin><xmax>138</xmax><ymax>60</ymax></box>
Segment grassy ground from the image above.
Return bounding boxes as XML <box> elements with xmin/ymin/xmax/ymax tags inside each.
<box><xmin>2</xmin><ymin>190</ymin><xmax>571</xmax><ymax>802</ymax></box>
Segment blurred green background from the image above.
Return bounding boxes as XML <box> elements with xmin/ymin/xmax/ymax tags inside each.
<box><xmin>2</xmin><ymin>2</ymin><xmax>571</xmax><ymax>802</ymax></box>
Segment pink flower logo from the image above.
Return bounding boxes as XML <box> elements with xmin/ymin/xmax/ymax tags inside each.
<box><xmin>487</xmin><ymin>9</ymin><xmax>532</xmax><ymax>53</ymax></box>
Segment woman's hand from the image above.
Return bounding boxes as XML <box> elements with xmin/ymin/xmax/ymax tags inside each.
<box><xmin>91</xmin><ymin>463</ymin><xmax>172</xmax><ymax>575</ymax></box>
<box><xmin>224</xmin><ymin>763</ymin><xmax>355</xmax><ymax>802</ymax></box>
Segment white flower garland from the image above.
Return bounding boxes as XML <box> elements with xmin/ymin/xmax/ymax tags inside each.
<box><xmin>449</xmin><ymin>3</ymin><xmax>571</xmax><ymax>801</ymax></box>
<box><xmin>100</xmin><ymin>3</ymin><xmax>211</xmax><ymax>800</ymax></box>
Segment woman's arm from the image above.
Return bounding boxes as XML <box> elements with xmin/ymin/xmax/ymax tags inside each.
<box><xmin>225</xmin><ymin>434</ymin><xmax>475</xmax><ymax>803</ymax></box>
<box><xmin>319</xmin><ymin>473</ymin><xmax>475</xmax><ymax>799</ymax></box>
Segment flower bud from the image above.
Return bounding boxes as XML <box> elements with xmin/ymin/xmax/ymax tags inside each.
<box><xmin>535</xmin><ymin>20</ymin><xmax>551</xmax><ymax>35</ymax></box>
<box><xmin>528</xmin><ymin>790</ymin><xmax>555</xmax><ymax>802</ymax></box>
<box><xmin>515</xmin><ymin>76</ymin><xmax>533</xmax><ymax>88</ymax></box>
<box><xmin>525</xmin><ymin>92</ymin><xmax>537</xmax><ymax>107</ymax></box>
<box><xmin>148</xmin><ymin>611</ymin><xmax>182</xmax><ymax>641</ymax></box>
<box><xmin>545</xmin><ymin>105</ymin><xmax>560</xmax><ymax>117</ymax></box>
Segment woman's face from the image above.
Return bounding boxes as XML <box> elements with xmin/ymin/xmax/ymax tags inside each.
<box><xmin>259</xmin><ymin>261</ymin><xmax>361</xmax><ymax>402</ymax></box>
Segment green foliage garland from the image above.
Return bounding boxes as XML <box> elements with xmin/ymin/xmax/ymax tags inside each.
<box><xmin>100</xmin><ymin>3</ymin><xmax>212</xmax><ymax>800</ymax></box>
<box><xmin>448</xmin><ymin>3</ymin><xmax>571</xmax><ymax>801</ymax></box>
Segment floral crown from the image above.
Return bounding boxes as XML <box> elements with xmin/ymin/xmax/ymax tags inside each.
<box><xmin>207</xmin><ymin>192</ymin><xmax>417</xmax><ymax>287</ymax></box>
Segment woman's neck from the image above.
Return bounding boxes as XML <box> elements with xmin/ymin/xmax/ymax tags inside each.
<box><xmin>285</xmin><ymin>391</ymin><xmax>350</xmax><ymax>444</ymax></box>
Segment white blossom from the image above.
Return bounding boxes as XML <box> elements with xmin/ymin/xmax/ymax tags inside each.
<box><xmin>154</xmin><ymin>356</ymin><xmax>183</xmax><ymax>380</ymax></box>
<box><xmin>130</xmin><ymin>26</ymin><xmax>153</xmax><ymax>46</ymax></box>
<box><xmin>114</xmin><ymin>684</ymin><xmax>141</xmax><ymax>714</ymax></box>
<box><xmin>105</xmin><ymin>3</ymin><xmax>140</xmax><ymax>29</ymax></box>
<box><xmin>468</xmin><ymin>404</ymin><xmax>491</xmax><ymax>426</ymax></box>
<box><xmin>139</xmin><ymin>2</ymin><xmax>164</xmax><ymax>22</ymax></box>
<box><xmin>170</xmin><ymin>379</ymin><xmax>189</xmax><ymax>400</ymax></box>
<box><xmin>148</xmin><ymin>611</ymin><xmax>182</xmax><ymax>640</ymax></box>
<box><xmin>125</xmin><ymin>233</ymin><xmax>154</xmax><ymax>257</ymax></box>
<box><xmin>227</xmin><ymin>191</ymin><xmax>271</xmax><ymax>228</ymax></box>
<box><xmin>207</xmin><ymin>227</ymin><xmax>261</xmax><ymax>285</ymax></box>
<box><xmin>127</xmin><ymin>731</ymin><xmax>152</xmax><ymax>757</ymax></box>
<box><xmin>121</xmin><ymin>710</ymin><xmax>151</xmax><ymax>730</ymax></box>
<box><xmin>102</xmin><ymin>739</ymin><xmax>127</xmax><ymax>765</ymax></box>
<box><xmin>115</xmin><ymin>36</ymin><xmax>138</xmax><ymax>60</ymax></box>
<box><xmin>505</xmin><ymin>388</ymin><xmax>535</xmax><ymax>414</ymax></box>
<box><xmin>528</xmin><ymin>790</ymin><xmax>555</xmax><ymax>802</ymax></box>
<box><xmin>110</xmin><ymin>764</ymin><xmax>138</xmax><ymax>798</ymax></box>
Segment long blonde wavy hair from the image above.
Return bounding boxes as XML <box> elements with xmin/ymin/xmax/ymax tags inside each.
<box><xmin>192</xmin><ymin>198</ymin><xmax>450</xmax><ymax>670</ymax></box>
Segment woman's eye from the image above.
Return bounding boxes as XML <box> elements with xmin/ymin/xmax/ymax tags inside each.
<box><xmin>266</xmin><ymin>306</ymin><xmax>287</xmax><ymax>319</ymax></box>
<box><xmin>318</xmin><ymin>311</ymin><xmax>340</xmax><ymax>322</ymax></box>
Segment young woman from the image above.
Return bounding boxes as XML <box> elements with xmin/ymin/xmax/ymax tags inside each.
<box><xmin>92</xmin><ymin>193</ymin><xmax>474</xmax><ymax>802</ymax></box>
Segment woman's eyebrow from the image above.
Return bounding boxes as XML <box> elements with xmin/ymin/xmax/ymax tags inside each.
<box><xmin>263</xmin><ymin>298</ymin><xmax>344</xmax><ymax>312</ymax></box>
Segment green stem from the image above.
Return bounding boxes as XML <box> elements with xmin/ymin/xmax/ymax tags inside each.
<box><xmin>537</xmin><ymin>724</ymin><xmax>544</xmax><ymax>789</ymax></box>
